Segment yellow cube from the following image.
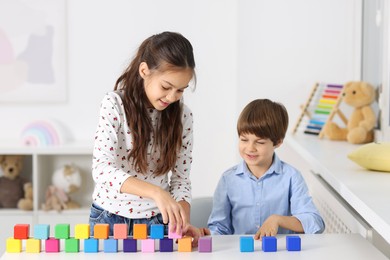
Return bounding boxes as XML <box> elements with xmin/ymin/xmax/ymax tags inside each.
<box><xmin>75</xmin><ymin>224</ymin><xmax>90</xmax><ymax>239</ymax></box>
<box><xmin>26</xmin><ymin>238</ymin><xmax>41</xmax><ymax>253</ymax></box>
<box><xmin>6</xmin><ymin>238</ymin><xmax>22</xmax><ymax>253</ymax></box>
<box><xmin>178</xmin><ymin>236</ymin><xmax>192</xmax><ymax>252</ymax></box>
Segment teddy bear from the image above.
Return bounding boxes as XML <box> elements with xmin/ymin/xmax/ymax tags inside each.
<box><xmin>323</xmin><ymin>81</ymin><xmax>376</xmax><ymax>144</ymax></box>
<box><xmin>0</xmin><ymin>155</ymin><xmax>28</xmax><ymax>208</ymax></box>
<box><xmin>41</xmin><ymin>164</ymin><xmax>82</xmax><ymax>212</ymax></box>
<box><xmin>17</xmin><ymin>182</ymin><xmax>33</xmax><ymax>211</ymax></box>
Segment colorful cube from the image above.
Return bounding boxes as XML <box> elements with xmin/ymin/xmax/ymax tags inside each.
<box><xmin>33</xmin><ymin>224</ymin><xmax>50</xmax><ymax>240</ymax></box>
<box><xmin>141</xmin><ymin>239</ymin><xmax>155</xmax><ymax>252</ymax></box>
<box><xmin>114</xmin><ymin>223</ymin><xmax>128</xmax><ymax>239</ymax></box>
<box><xmin>123</xmin><ymin>238</ymin><xmax>137</xmax><ymax>252</ymax></box>
<box><xmin>198</xmin><ymin>236</ymin><xmax>212</xmax><ymax>252</ymax></box>
<box><xmin>286</xmin><ymin>235</ymin><xmax>301</xmax><ymax>251</ymax></box>
<box><xmin>133</xmin><ymin>223</ymin><xmax>147</xmax><ymax>239</ymax></box>
<box><xmin>75</xmin><ymin>224</ymin><xmax>90</xmax><ymax>239</ymax></box>
<box><xmin>104</xmin><ymin>238</ymin><xmax>118</xmax><ymax>253</ymax></box>
<box><xmin>55</xmin><ymin>224</ymin><xmax>70</xmax><ymax>239</ymax></box>
<box><xmin>262</xmin><ymin>236</ymin><xmax>277</xmax><ymax>252</ymax></box>
<box><xmin>168</xmin><ymin>223</ymin><xmax>182</xmax><ymax>239</ymax></box>
<box><xmin>14</xmin><ymin>224</ymin><xmax>29</xmax><ymax>239</ymax></box>
<box><xmin>26</xmin><ymin>238</ymin><xmax>41</xmax><ymax>253</ymax></box>
<box><xmin>150</xmin><ymin>224</ymin><xmax>164</xmax><ymax>239</ymax></box>
<box><xmin>159</xmin><ymin>238</ymin><xmax>173</xmax><ymax>252</ymax></box>
<box><xmin>84</xmin><ymin>238</ymin><xmax>99</xmax><ymax>253</ymax></box>
<box><xmin>6</xmin><ymin>238</ymin><xmax>22</xmax><ymax>253</ymax></box>
<box><xmin>65</xmin><ymin>238</ymin><xmax>80</xmax><ymax>253</ymax></box>
<box><xmin>45</xmin><ymin>238</ymin><xmax>60</xmax><ymax>252</ymax></box>
<box><xmin>240</xmin><ymin>236</ymin><xmax>254</xmax><ymax>252</ymax></box>
<box><xmin>178</xmin><ymin>236</ymin><xmax>192</xmax><ymax>252</ymax></box>
<box><xmin>94</xmin><ymin>223</ymin><xmax>109</xmax><ymax>239</ymax></box>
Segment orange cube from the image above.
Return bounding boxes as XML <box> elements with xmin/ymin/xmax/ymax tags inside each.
<box><xmin>178</xmin><ymin>236</ymin><xmax>192</xmax><ymax>252</ymax></box>
<box><xmin>133</xmin><ymin>224</ymin><xmax>147</xmax><ymax>239</ymax></box>
<box><xmin>94</xmin><ymin>224</ymin><xmax>109</xmax><ymax>239</ymax></box>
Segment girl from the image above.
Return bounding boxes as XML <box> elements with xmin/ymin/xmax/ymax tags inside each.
<box><xmin>90</xmin><ymin>31</ymin><xmax>199</xmax><ymax>244</ymax></box>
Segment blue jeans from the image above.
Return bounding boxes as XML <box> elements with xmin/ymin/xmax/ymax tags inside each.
<box><xmin>88</xmin><ymin>203</ymin><xmax>168</xmax><ymax>236</ymax></box>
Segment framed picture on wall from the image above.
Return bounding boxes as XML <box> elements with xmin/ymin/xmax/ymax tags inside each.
<box><xmin>0</xmin><ymin>0</ymin><xmax>67</xmax><ymax>103</ymax></box>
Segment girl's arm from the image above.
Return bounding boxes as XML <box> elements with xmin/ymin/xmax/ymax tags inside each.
<box><xmin>120</xmin><ymin>176</ymin><xmax>187</xmax><ymax>234</ymax></box>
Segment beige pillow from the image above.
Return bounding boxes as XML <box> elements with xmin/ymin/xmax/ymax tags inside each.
<box><xmin>348</xmin><ymin>142</ymin><xmax>390</xmax><ymax>172</ymax></box>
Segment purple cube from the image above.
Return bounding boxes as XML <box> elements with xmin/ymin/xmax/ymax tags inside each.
<box><xmin>159</xmin><ymin>238</ymin><xmax>173</xmax><ymax>252</ymax></box>
<box><xmin>123</xmin><ymin>238</ymin><xmax>137</xmax><ymax>252</ymax></box>
<box><xmin>198</xmin><ymin>236</ymin><xmax>212</xmax><ymax>252</ymax></box>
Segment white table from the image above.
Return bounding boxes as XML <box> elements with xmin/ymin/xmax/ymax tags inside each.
<box><xmin>286</xmin><ymin>133</ymin><xmax>390</xmax><ymax>245</ymax></box>
<box><xmin>0</xmin><ymin>234</ymin><xmax>387</xmax><ymax>260</ymax></box>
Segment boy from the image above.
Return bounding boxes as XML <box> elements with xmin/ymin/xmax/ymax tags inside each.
<box><xmin>203</xmin><ymin>99</ymin><xmax>324</xmax><ymax>239</ymax></box>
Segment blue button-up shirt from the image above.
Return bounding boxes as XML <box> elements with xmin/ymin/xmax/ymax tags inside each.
<box><xmin>208</xmin><ymin>154</ymin><xmax>325</xmax><ymax>235</ymax></box>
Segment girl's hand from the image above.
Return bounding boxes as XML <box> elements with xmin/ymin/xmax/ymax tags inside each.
<box><xmin>254</xmin><ymin>215</ymin><xmax>279</xmax><ymax>240</ymax></box>
<box><xmin>183</xmin><ymin>224</ymin><xmax>201</xmax><ymax>247</ymax></box>
<box><xmin>152</xmin><ymin>188</ymin><xmax>187</xmax><ymax>234</ymax></box>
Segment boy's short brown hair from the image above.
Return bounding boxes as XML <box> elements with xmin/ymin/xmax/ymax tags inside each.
<box><xmin>237</xmin><ymin>99</ymin><xmax>289</xmax><ymax>145</ymax></box>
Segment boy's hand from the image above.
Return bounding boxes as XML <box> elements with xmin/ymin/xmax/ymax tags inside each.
<box><xmin>254</xmin><ymin>214</ymin><xmax>279</xmax><ymax>240</ymax></box>
<box><xmin>199</xmin><ymin>227</ymin><xmax>210</xmax><ymax>236</ymax></box>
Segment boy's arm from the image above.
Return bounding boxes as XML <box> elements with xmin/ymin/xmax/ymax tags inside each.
<box><xmin>254</xmin><ymin>215</ymin><xmax>303</xmax><ymax>240</ymax></box>
<box><xmin>207</xmin><ymin>175</ymin><xmax>234</xmax><ymax>235</ymax></box>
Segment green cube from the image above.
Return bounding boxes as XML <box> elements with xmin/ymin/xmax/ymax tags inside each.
<box><xmin>55</xmin><ymin>224</ymin><xmax>70</xmax><ymax>239</ymax></box>
<box><xmin>65</xmin><ymin>238</ymin><xmax>79</xmax><ymax>253</ymax></box>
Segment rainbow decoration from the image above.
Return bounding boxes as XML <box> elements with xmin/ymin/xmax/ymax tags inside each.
<box><xmin>304</xmin><ymin>83</ymin><xmax>344</xmax><ymax>135</ymax></box>
<box><xmin>20</xmin><ymin>120</ymin><xmax>65</xmax><ymax>146</ymax></box>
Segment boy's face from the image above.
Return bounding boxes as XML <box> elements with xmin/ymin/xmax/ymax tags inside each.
<box><xmin>238</xmin><ymin>133</ymin><xmax>281</xmax><ymax>174</ymax></box>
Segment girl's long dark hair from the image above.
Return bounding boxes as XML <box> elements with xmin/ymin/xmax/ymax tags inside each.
<box><xmin>114</xmin><ymin>32</ymin><xmax>196</xmax><ymax>176</ymax></box>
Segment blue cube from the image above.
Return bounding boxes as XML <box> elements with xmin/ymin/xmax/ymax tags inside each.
<box><xmin>286</xmin><ymin>236</ymin><xmax>301</xmax><ymax>251</ymax></box>
<box><xmin>84</xmin><ymin>238</ymin><xmax>99</xmax><ymax>253</ymax></box>
<box><xmin>150</xmin><ymin>224</ymin><xmax>164</xmax><ymax>239</ymax></box>
<box><xmin>240</xmin><ymin>236</ymin><xmax>254</xmax><ymax>252</ymax></box>
<box><xmin>262</xmin><ymin>236</ymin><xmax>277</xmax><ymax>252</ymax></box>
<box><xmin>104</xmin><ymin>238</ymin><xmax>118</xmax><ymax>253</ymax></box>
<box><xmin>33</xmin><ymin>224</ymin><xmax>50</xmax><ymax>240</ymax></box>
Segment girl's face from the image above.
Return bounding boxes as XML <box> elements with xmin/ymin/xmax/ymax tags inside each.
<box><xmin>139</xmin><ymin>62</ymin><xmax>193</xmax><ymax>111</ymax></box>
<box><xmin>238</xmin><ymin>133</ymin><xmax>281</xmax><ymax>178</ymax></box>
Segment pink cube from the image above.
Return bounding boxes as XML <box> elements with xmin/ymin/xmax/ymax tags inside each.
<box><xmin>168</xmin><ymin>223</ymin><xmax>182</xmax><ymax>239</ymax></box>
<box><xmin>45</xmin><ymin>238</ymin><xmax>60</xmax><ymax>252</ymax></box>
<box><xmin>113</xmin><ymin>223</ymin><xmax>128</xmax><ymax>239</ymax></box>
<box><xmin>141</xmin><ymin>239</ymin><xmax>155</xmax><ymax>252</ymax></box>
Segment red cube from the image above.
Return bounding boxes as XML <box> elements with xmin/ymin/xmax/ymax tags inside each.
<box><xmin>14</xmin><ymin>224</ymin><xmax>30</xmax><ymax>239</ymax></box>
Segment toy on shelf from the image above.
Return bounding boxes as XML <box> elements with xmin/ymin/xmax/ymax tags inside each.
<box><xmin>323</xmin><ymin>81</ymin><xmax>377</xmax><ymax>144</ymax></box>
<box><xmin>293</xmin><ymin>82</ymin><xmax>345</xmax><ymax>136</ymax></box>
<box><xmin>0</xmin><ymin>155</ymin><xmax>32</xmax><ymax>209</ymax></box>
<box><xmin>41</xmin><ymin>164</ymin><xmax>82</xmax><ymax>212</ymax></box>
<box><xmin>20</xmin><ymin>119</ymin><xmax>70</xmax><ymax>147</ymax></box>
<box><xmin>17</xmin><ymin>182</ymin><xmax>33</xmax><ymax>211</ymax></box>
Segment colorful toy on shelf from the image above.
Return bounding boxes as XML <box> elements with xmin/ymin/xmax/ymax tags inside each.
<box><xmin>293</xmin><ymin>82</ymin><xmax>344</xmax><ymax>136</ymax></box>
<box><xmin>20</xmin><ymin>119</ymin><xmax>69</xmax><ymax>147</ymax></box>
<box><xmin>0</xmin><ymin>155</ymin><xmax>31</xmax><ymax>210</ymax></box>
<box><xmin>17</xmin><ymin>182</ymin><xmax>33</xmax><ymax>211</ymax></box>
<box><xmin>41</xmin><ymin>164</ymin><xmax>81</xmax><ymax>212</ymax></box>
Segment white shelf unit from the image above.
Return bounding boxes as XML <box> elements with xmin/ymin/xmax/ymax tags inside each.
<box><xmin>0</xmin><ymin>142</ymin><xmax>94</xmax><ymax>242</ymax></box>
<box><xmin>278</xmin><ymin>133</ymin><xmax>390</xmax><ymax>258</ymax></box>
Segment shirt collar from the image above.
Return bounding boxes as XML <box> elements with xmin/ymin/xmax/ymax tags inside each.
<box><xmin>235</xmin><ymin>153</ymin><xmax>283</xmax><ymax>178</ymax></box>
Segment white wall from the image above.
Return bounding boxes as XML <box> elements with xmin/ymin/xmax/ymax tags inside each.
<box><xmin>0</xmin><ymin>0</ymin><xmax>361</xmax><ymax>198</ymax></box>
